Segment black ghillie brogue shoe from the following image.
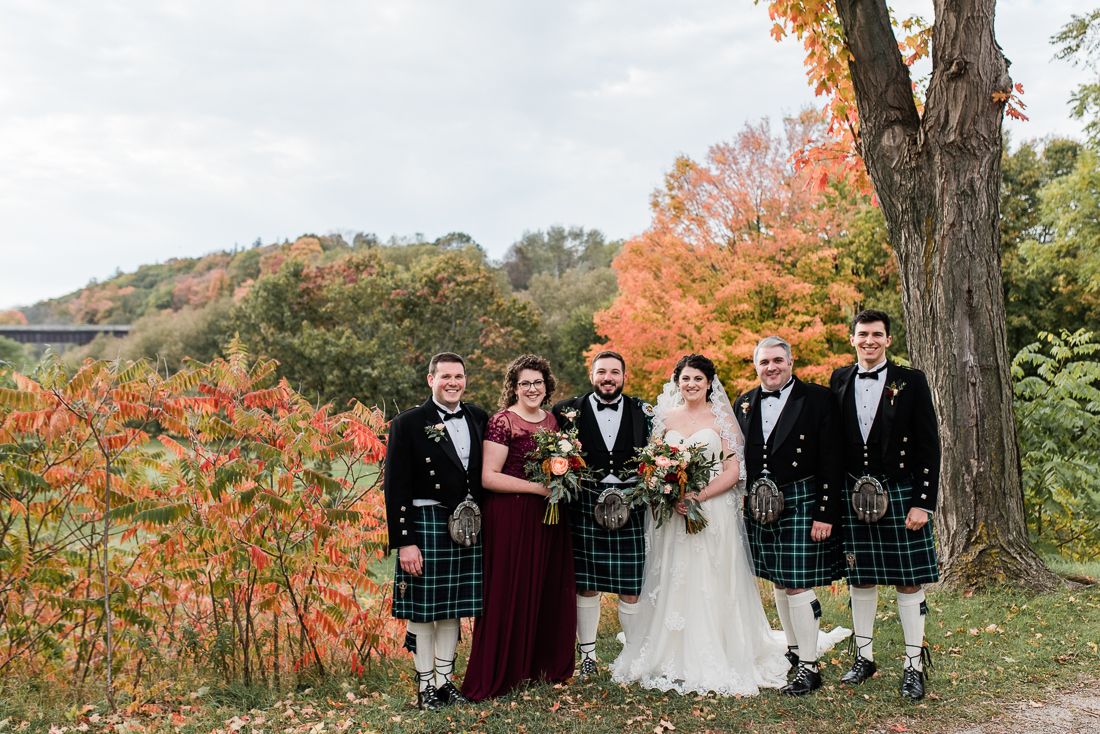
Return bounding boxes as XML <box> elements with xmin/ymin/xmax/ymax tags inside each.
<box><xmin>577</xmin><ymin>657</ymin><xmax>599</xmax><ymax>680</ymax></box>
<box><xmin>899</xmin><ymin>667</ymin><xmax>926</xmax><ymax>700</ymax></box>
<box><xmin>781</xmin><ymin>663</ymin><xmax>822</xmax><ymax>696</ymax></box>
<box><xmin>417</xmin><ymin>684</ymin><xmax>446</xmax><ymax>711</ymax></box>
<box><xmin>437</xmin><ymin>681</ymin><xmax>469</xmax><ymax>705</ymax></box>
<box><xmin>839</xmin><ymin>656</ymin><xmax>877</xmax><ymax>685</ymax></box>
<box><xmin>784</xmin><ymin>648</ymin><xmax>799</xmax><ymax>670</ymax></box>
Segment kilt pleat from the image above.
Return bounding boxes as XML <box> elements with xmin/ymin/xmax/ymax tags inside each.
<box><xmin>744</xmin><ymin>477</ymin><xmax>844</xmax><ymax>589</ymax></box>
<box><xmin>568</xmin><ymin>483</ymin><xmax>645</xmax><ymax>595</ymax></box>
<box><xmin>392</xmin><ymin>505</ymin><xmax>483</xmax><ymax>622</ymax></box>
<box><xmin>842</xmin><ymin>475</ymin><xmax>939</xmax><ymax>586</ymax></box>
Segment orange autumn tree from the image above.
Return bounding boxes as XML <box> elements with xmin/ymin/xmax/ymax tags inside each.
<box><xmin>596</xmin><ymin>118</ymin><xmax>861</xmax><ymax>397</ymax></box>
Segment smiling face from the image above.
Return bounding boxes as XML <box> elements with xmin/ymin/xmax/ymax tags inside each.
<box><xmin>755</xmin><ymin>346</ymin><xmax>793</xmax><ymax>392</ymax></box>
<box><xmin>590</xmin><ymin>356</ymin><xmax>625</xmax><ymax>402</ymax></box>
<box><xmin>677</xmin><ymin>366</ymin><xmax>710</xmax><ymax>405</ymax></box>
<box><xmin>427</xmin><ymin>361</ymin><xmax>467</xmax><ymax>410</ymax></box>
<box><xmin>514</xmin><ymin>368</ymin><xmax>547</xmax><ymax>412</ymax></box>
<box><xmin>850</xmin><ymin>320</ymin><xmax>892</xmax><ymax>371</ymax></box>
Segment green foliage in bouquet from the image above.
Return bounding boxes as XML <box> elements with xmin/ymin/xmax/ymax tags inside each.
<box><xmin>625</xmin><ymin>438</ymin><xmax>723</xmax><ymax>534</ymax></box>
<box><xmin>1012</xmin><ymin>329</ymin><xmax>1100</xmax><ymax>558</ymax></box>
<box><xmin>523</xmin><ymin>425</ymin><xmax>591</xmax><ymax>524</ymax></box>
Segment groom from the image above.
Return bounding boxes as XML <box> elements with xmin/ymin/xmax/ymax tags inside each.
<box><xmin>552</xmin><ymin>351</ymin><xmax>652</xmax><ymax>679</ymax></box>
<box><xmin>736</xmin><ymin>336</ymin><xmax>844</xmax><ymax>696</ymax></box>
<box><xmin>384</xmin><ymin>352</ymin><xmax>488</xmax><ymax>710</ymax></box>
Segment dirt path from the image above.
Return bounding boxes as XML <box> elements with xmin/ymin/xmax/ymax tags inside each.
<box><xmin>949</xmin><ymin>676</ymin><xmax>1100</xmax><ymax>734</ymax></box>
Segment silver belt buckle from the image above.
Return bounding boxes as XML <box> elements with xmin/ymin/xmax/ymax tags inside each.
<box><xmin>447</xmin><ymin>500</ymin><xmax>482</xmax><ymax>546</ymax></box>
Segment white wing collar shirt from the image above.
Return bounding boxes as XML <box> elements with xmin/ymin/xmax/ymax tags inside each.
<box><xmin>759</xmin><ymin>378</ymin><xmax>795</xmax><ymax>443</ymax></box>
<box><xmin>588</xmin><ymin>392</ymin><xmax>625</xmax><ymax>483</ymax></box>
<box><xmin>854</xmin><ymin>359</ymin><xmax>888</xmax><ymax>443</ymax></box>
<box><xmin>412</xmin><ymin>399</ymin><xmax>472</xmax><ymax>508</ymax></box>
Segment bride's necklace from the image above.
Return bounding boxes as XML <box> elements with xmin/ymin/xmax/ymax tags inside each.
<box><xmin>684</xmin><ymin>404</ymin><xmax>709</xmax><ymax>425</ymax></box>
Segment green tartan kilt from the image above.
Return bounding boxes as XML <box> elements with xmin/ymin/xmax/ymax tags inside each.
<box><xmin>842</xmin><ymin>474</ymin><xmax>939</xmax><ymax>586</ymax></box>
<box><xmin>744</xmin><ymin>476</ymin><xmax>844</xmax><ymax>589</ymax></box>
<box><xmin>392</xmin><ymin>504</ymin><xmax>483</xmax><ymax>623</ymax></box>
<box><xmin>568</xmin><ymin>481</ymin><xmax>646</xmax><ymax>596</ymax></box>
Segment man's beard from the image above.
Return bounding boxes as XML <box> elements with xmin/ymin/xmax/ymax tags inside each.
<box><xmin>592</xmin><ymin>380</ymin><xmax>624</xmax><ymax>402</ymax></box>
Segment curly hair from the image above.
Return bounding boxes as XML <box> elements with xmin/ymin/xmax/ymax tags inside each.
<box><xmin>672</xmin><ymin>353</ymin><xmax>716</xmax><ymax>402</ymax></box>
<box><xmin>498</xmin><ymin>354</ymin><xmax>557</xmax><ymax>410</ymax></box>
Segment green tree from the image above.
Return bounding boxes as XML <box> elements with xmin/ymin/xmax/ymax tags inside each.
<box><xmin>502</xmin><ymin>226</ymin><xmax>617</xmax><ymax>290</ymax></box>
<box><xmin>1013</xmin><ymin>330</ymin><xmax>1100</xmax><ymax>559</ymax></box>
<box><xmin>0</xmin><ymin>336</ymin><xmax>32</xmax><ymax>372</ymax></box>
<box><xmin>1054</xmin><ymin>10</ymin><xmax>1100</xmax><ymax>145</ymax></box>
<box><xmin>233</xmin><ymin>251</ymin><xmax>544</xmax><ymax>413</ymax></box>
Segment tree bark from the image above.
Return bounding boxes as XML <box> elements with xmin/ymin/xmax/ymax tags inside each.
<box><xmin>834</xmin><ymin>0</ymin><xmax>1061</xmax><ymax>591</ymax></box>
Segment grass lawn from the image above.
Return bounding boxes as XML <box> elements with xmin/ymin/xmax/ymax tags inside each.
<box><xmin>2</xmin><ymin>574</ymin><xmax>1098</xmax><ymax>734</ymax></box>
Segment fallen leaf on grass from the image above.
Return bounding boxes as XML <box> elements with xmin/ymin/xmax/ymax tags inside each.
<box><xmin>549</xmin><ymin>703</ymin><xmax>560</xmax><ymax>712</ymax></box>
<box><xmin>889</xmin><ymin>726</ymin><xmax>908</xmax><ymax>732</ymax></box>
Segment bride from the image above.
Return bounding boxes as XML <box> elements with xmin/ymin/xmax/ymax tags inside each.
<box><xmin>610</xmin><ymin>353</ymin><xmax>790</xmax><ymax>696</ymax></box>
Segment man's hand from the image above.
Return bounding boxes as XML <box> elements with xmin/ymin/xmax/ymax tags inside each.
<box><xmin>905</xmin><ymin>507</ymin><xmax>930</xmax><ymax>531</ymax></box>
<box><xmin>810</xmin><ymin>521</ymin><xmax>832</xmax><ymax>542</ymax></box>
<box><xmin>399</xmin><ymin>545</ymin><xmax>424</xmax><ymax>576</ymax></box>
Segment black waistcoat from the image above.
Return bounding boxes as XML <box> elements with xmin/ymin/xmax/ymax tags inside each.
<box><xmin>745</xmin><ymin>402</ymin><xmax>775</xmax><ymax>478</ymax></box>
<box><xmin>578</xmin><ymin>401</ymin><xmax>636</xmax><ymax>481</ymax></box>
<box><xmin>843</xmin><ymin>378</ymin><xmax>885</xmax><ymax>475</ymax></box>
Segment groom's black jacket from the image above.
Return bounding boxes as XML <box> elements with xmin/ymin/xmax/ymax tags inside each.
<box><xmin>383</xmin><ymin>399</ymin><xmax>488</xmax><ymax>549</ymax></box>
<box><xmin>552</xmin><ymin>393</ymin><xmax>651</xmax><ymax>482</ymax></box>
<box><xmin>829</xmin><ymin>362</ymin><xmax>941</xmax><ymax>513</ymax></box>
<box><xmin>734</xmin><ymin>376</ymin><xmax>844</xmax><ymax>526</ymax></box>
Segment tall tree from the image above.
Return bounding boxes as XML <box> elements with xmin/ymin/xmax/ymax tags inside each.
<box><xmin>765</xmin><ymin>0</ymin><xmax>1060</xmax><ymax>589</ymax></box>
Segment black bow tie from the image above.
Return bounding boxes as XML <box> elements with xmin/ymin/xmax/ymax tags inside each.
<box><xmin>760</xmin><ymin>390</ymin><xmax>782</xmax><ymax>400</ymax></box>
<box><xmin>442</xmin><ymin>409</ymin><xmax>465</xmax><ymax>421</ymax></box>
<box><xmin>857</xmin><ymin>365</ymin><xmax>887</xmax><ymax>380</ymax></box>
<box><xmin>596</xmin><ymin>400</ymin><xmax>622</xmax><ymax>411</ymax></box>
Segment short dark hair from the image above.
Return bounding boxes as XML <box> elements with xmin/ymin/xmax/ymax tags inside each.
<box><xmin>852</xmin><ymin>310</ymin><xmax>892</xmax><ymax>336</ymax></box>
<box><xmin>428</xmin><ymin>352</ymin><xmax>466</xmax><ymax>376</ymax></box>
<box><xmin>590</xmin><ymin>350</ymin><xmax>626</xmax><ymax>372</ymax></box>
<box><xmin>672</xmin><ymin>353</ymin><xmax>717</xmax><ymax>402</ymax></box>
<box><xmin>498</xmin><ymin>354</ymin><xmax>557</xmax><ymax>410</ymax></box>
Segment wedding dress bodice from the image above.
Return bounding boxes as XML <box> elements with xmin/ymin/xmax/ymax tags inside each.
<box><xmin>663</xmin><ymin>428</ymin><xmax>723</xmax><ymax>470</ymax></box>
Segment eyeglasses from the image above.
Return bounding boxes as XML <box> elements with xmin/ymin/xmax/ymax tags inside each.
<box><xmin>517</xmin><ymin>380</ymin><xmax>545</xmax><ymax>391</ymax></box>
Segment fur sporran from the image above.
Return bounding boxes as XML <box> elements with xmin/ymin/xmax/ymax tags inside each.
<box><xmin>748</xmin><ymin>475</ymin><xmax>784</xmax><ymax>524</ymax></box>
<box><xmin>447</xmin><ymin>500</ymin><xmax>482</xmax><ymax>546</ymax></box>
<box><xmin>594</xmin><ymin>486</ymin><xmax>630</xmax><ymax>530</ymax></box>
<box><xmin>851</xmin><ymin>476</ymin><xmax>888</xmax><ymax>523</ymax></box>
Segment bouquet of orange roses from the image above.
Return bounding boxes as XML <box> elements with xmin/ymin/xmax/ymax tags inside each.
<box><xmin>625</xmin><ymin>436</ymin><xmax>722</xmax><ymax>534</ymax></box>
<box><xmin>524</xmin><ymin>426</ymin><xmax>590</xmax><ymax>524</ymax></box>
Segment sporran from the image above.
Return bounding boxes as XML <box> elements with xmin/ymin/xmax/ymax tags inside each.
<box><xmin>851</xmin><ymin>475</ymin><xmax>888</xmax><ymax>523</ymax></box>
<box><xmin>447</xmin><ymin>500</ymin><xmax>482</xmax><ymax>546</ymax></box>
<box><xmin>594</xmin><ymin>486</ymin><xmax>630</xmax><ymax>530</ymax></box>
<box><xmin>748</xmin><ymin>474</ymin><xmax>784</xmax><ymax>524</ymax></box>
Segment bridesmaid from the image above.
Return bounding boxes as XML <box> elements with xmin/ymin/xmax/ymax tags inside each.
<box><xmin>460</xmin><ymin>354</ymin><xmax>577</xmax><ymax>700</ymax></box>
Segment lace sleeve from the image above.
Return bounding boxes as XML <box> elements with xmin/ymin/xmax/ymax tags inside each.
<box><xmin>484</xmin><ymin>411</ymin><xmax>512</xmax><ymax>446</ymax></box>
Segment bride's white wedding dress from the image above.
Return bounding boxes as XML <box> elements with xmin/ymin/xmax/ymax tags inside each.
<box><xmin>610</xmin><ymin>426</ymin><xmax>791</xmax><ymax>696</ymax></box>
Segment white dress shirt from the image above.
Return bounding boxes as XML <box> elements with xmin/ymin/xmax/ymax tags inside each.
<box><xmin>413</xmin><ymin>400</ymin><xmax>471</xmax><ymax>508</ymax></box>
<box><xmin>854</xmin><ymin>360</ymin><xmax>888</xmax><ymax>444</ymax></box>
<box><xmin>588</xmin><ymin>392</ymin><xmax>625</xmax><ymax>483</ymax></box>
<box><xmin>759</xmin><ymin>378</ymin><xmax>795</xmax><ymax>443</ymax></box>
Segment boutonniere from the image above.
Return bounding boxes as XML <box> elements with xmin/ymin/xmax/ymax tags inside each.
<box><xmin>740</xmin><ymin>401</ymin><xmax>750</xmax><ymax>415</ymax></box>
<box><xmin>885</xmin><ymin>381</ymin><xmax>907</xmax><ymax>406</ymax></box>
<box><xmin>424</xmin><ymin>423</ymin><xmax>447</xmax><ymax>442</ymax></box>
<box><xmin>562</xmin><ymin>407</ymin><xmax>580</xmax><ymax>423</ymax></box>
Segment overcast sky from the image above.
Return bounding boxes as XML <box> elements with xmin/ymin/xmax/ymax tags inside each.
<box><xmin>0</xmin><ymin>0</ymin><xmax>1091</xmax><ymax>310</ymax></box>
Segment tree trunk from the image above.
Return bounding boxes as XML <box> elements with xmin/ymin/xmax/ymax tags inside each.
<box><xmin>834</xmin><ymin>0</ymin><xmax>1060</xmax><ymax>591</ymax></box>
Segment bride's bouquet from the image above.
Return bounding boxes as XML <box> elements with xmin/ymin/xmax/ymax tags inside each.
<box><xmin>524</xmin><ymin>426</ymin><xmax>590</xmax><ymax>524</ymax></box>
<box><xmin>625</xmin><ymin>437</ymin><xmax>722</xmax><ymax>534</ymax></box>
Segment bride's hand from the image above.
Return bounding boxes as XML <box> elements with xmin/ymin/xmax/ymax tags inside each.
<box><xmin>673</xmin><ymin>493</ymin><xmax>700</xmax><ymax>516</ymax></box>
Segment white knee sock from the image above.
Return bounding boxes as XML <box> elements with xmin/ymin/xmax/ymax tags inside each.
<box><xmin>773</xmin><ymin>586</ymin><xmax>798</xmax><ymax>650</ymax></box>
<box><xmin>576</xmin><ymin>594</ymin><xmax>601</xmax><ymax>662</ymax></box>
<box><xmin>787</xmin><ymin>590</ymin><xmax>820</xmax><ymax>667</ymax></box>
<box><xmin>618</xmin><ymin>599</ymin><xmax>641</xmax><ymax>646</ymax></box>
<box><xmin>406</xmin><ymin>621</ymin><xmax>436</xmax><ymax>691</ymax></box>
<box><xmin>849</xmin><ymin>586</ymin><xmax>878</xmax><ymax>661</ymax></box>
<box><xmin>433</xmin><ymin>619</ymin><xmax>460</xmax><ymax>687</ymax></box>
<box><xmin>897</xmin><ymin>589</ymin><xmax>927</xmax><ymax>671</ymax></box>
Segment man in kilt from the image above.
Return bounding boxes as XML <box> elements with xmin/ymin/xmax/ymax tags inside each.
<box><xmin>735</xmin><ymin>336</ymin><xmax>844</xmax><ymax>696</ymax></box>
<box><xmin>552</xmin><ymin>350</ymin><xmax>652</xmax><ymax>679</ymax></box>
<box><xmin>830</xmin><ymin>310</ymin><xmax>940</xmax><ymax>700</ymax></box>
<box><xmin>384</xmin><ymin>352</ymin><xmax>488</xmax><ymax>710</ymax></box>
